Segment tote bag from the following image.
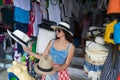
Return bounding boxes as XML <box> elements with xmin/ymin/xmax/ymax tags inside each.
<box><xmin>100</xmin><ymin>46</ymin><xmax>120</xmax><ymax>80</ymax></box>
<box><xmin>104</xmin><ymin>20</ymin><xmax>117</xmax><ymax>44</ymax></box>
<box><xmin>114</xmin><ymin>22</ymin><xmax>120</xmax><ymax>44</ymax></box>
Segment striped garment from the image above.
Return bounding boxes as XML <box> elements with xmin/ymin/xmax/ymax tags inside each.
<box><xmin>100</xmin><ymin>46</ymin><xmax>120</xmax><ymax>80</ymax></box>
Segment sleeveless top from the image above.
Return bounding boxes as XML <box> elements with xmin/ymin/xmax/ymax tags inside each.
<box><xmin>49</xmin><ymin>40</ymin><xmax>72</xmax><ymax>64</ymax></box>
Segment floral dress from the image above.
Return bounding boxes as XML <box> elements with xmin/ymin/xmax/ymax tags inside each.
<box><xmin>41</xmin><ymin>40</ymin><xmax>72</xmax><ymax>80</ymax></box>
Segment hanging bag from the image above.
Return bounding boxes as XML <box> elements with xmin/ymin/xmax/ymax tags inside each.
<box><xmin>107</xmin><ymin>0</ymin><xmax>120</xmax><ymax>14</ymax></box>
<box><xmin>104</xmin><ymin>20</ymin><xmax>117</xmax><ymax>44</ymax></box>
<box><xmin>114</xmin><ymin>22</ymin><xmax>120</xmax><ymax>44</ymax></box>
<box><xmin>100</xmin><ymin>45</ymin><xmax>120</xmax><ymax>80</ymax></box>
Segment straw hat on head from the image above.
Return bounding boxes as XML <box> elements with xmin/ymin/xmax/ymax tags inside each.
<box><xmin>51</xmin><ymin>22</ymin><xmax>73</xmax><ymax>36</ymax></box>
<box><xmin>7</xmin><ymin>29</ymin><xmax>31</xmax><ymax>47</ymax></box>
<box><xmin>34</xmin><ymin>55</ymin><xmax>55</xmax><ymax>75</ymax></box>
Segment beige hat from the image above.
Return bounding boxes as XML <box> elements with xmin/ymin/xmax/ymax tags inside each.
<box><xmin>7</xmin><ymin>29</ymin><xmax>31</xmax><ymax>47</ymax></box>
<box><xmin>85</xmin><ymin>54</ymin><xmax>106</xmax><ymax>65</ymax></box>
<box><xmin>85</xmin><ymin>40</ymin><xmax>108</xmax><ymax>65</ymax></box>
<box><xmin>86</xmin><ymin>41</ymin><xmax>108</xmax><ymax>52</ymax></box>
<box><xmin>51</xmin><ymin>22</ymin><xmax>73</xmax><ymax>36</ymax></box>
<box><xmin>95</xmin><ymin>36</ymin><xmax>105</xmax><ymax>45</ymax></box>
<box><xmin>34</xmin><ymin>55</ymin><xmax>55</xmax><ymax>75</ymax></box>
<box><xmin>87</xmin><ymin>26</ymin><xmax>101</xmax><ymax>37</ymax></box>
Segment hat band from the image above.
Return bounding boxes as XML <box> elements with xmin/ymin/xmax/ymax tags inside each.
<box><xmin>37</xmin><ymin>65</ymin><xmax>53</xmax><ymax>72</ymax></box>
<box><xmin>12</xmin><ymin>33</ymin><xmax>27</xmax><ymax>46</ymax></box>
<box><xmin>58</xmin><ymin>24</ymin><xmax>70</xmax><ymax>32</ymax></box>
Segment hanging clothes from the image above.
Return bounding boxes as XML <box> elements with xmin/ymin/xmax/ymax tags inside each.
<box><xmin>3</xmin><ymin>0</ymin><xmax>13</xmax><ymax>4</ymax></box>
<box><xmin>40</xmin><ymin>0</ymin><xmax>48</xmax><ymax>19</ymax></box>
<box><xmin>1</xmin><ymin>7</ymin><xmax>14</xmax><ymax>24</ymax></box>
<box><xmin>71</xmin><ymin>0</ymin><xmax>80</xmax><ymax>21</ymax></box>
<box><xmin>14</xmin><ymin>7</ymin><xmax>30</xmax><ymax>24</ymax></box>
<box><xmin>60</xmin><ymin>0</ymin><xmax>73</xmax><ymax>23</ymax></box>
<box><xmin>13</xmin><ymin>0</ymin><xmax>30</xmax><ymax>11</ymax></box>
<box><xmin>61</xmin><ymin>0</ymin><xmax>72</xmax><ymax>18</ymax></box>
<box><xmin>47</xmin><ymin>0</ymin><xmax>61</xmax><ymax>24</ymax></box>
<box><xmin>28</xmin><ymin>2</ymin><xmax>42</xmax><ymax>37</ymax></box>
<box><xmin>97</xmin><ymin>0</ymin><xmax>108</xmax><ymax>10</ymax></box>
<box><xmin>27</xmin><ymin>3</ymin><xmax>35</xmax><ymax>37</ymax></box>
<box><xmin>32</xmin><ymin>2</ymin><xmax>42</xmax><ymax>36</ymax></box>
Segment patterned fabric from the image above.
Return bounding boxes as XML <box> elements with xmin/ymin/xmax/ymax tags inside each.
<box><xmin>41</xmin><ymin>64</ymin><xmax>70</xmax><ymax>80</ymax></box>
<box><xmin>50</xmin><ymin>40</ymin><xmax>72</xmax><ymax>64</ymax></box>
<box><xmin>100</xmin><ymin>46</ymin><xmax>120</xmax><ymax>80</ymax></box>
<box><xmin>84</xmin><ymin>60</ymin><xmax>102</xmax><ymax>72</ymax></box>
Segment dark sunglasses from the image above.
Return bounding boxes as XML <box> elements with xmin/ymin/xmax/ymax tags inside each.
<box><xmin>55</xmin><ymin>28</ymin><xmax>62</xmax><ymax>33</ymax></box>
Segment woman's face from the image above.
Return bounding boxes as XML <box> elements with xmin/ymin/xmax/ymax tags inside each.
<box><xmin>55</xmin><ymin>28</ymin><xmax>65</xmax><ymax>38</ymax></box>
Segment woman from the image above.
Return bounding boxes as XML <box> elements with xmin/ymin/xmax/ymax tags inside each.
<box><xmin>23</xmin><ymin>22</ymin><xmax>75</xmax><ymax>80</ymax></box>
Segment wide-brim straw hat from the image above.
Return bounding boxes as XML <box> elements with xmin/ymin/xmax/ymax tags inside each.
<box><xmin>51</xmin><ymin>22</ymin><xmax>73</xmax><ymax>36</ymax></box>
<box><xmin>95</xmin><ymin>36</ymin><xmax>105</xmax><ymax>45</ymax></box>
<box><xmin>85</xmin><ymin>41</ymin><xmax>108</xmax><ymax>52</ymax></box>
<box><xmin>7</xmin><ymin>29</ymin><xmax>31</xmax><ymax>47</ymax></box>
<box><xmin>85</xmin><ymin>54</ymin><xmax>106</xmax><ymax>66</ymax></box>
<box><xmin>34</xmin><ymin>55</ymin><xmax>55</xmax><ymax>75</ymax></box>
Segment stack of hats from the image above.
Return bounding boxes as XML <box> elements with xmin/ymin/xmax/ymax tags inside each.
<box><xmin>84</xmin><ymin>36</ymin><xmax>109</xmax><ymax>80</ymax></box>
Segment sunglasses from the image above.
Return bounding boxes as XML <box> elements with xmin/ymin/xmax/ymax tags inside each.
<box><xmin>55</xmin><ymin>28</ymin><xmax>62</xmax><ymax>33</ymax></box>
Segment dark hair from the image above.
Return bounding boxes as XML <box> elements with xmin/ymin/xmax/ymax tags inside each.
<box><xmin>56</xmin><ymin>29</ymin><xmax>74</xmax><ymax>43</ymax></box>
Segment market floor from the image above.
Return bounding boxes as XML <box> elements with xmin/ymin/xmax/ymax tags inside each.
<box><xmin>0</xmin><ymin>48</ymin><xmax>89</xmax><ymax>80</ymax></box>
<box><xmin>0</xmin><ymin>68</ymin><xmax>88</xmax><ymax>80</ymax></box>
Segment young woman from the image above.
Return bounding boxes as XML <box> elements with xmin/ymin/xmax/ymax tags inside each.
<box><xmin>23</xmin><ymin>22</ymin><xmax>75</xmax><ymax>80</ymax></box>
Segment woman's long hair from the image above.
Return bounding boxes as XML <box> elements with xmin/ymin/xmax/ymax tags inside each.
<box><xmin>56</xmin><ymin>29</ymin><xmax>74</xmax><ymax>43</ymax></box>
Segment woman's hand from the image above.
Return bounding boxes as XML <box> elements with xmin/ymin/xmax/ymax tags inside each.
<box><xmin>23</xmin><ymin>46</ymin><xmax>31</xmax><ymax>54</ymax></box>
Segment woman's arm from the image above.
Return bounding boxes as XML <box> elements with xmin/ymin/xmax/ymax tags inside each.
<box><xmin>56</xmin><ymin>44</ymin><xmax>75</xmax><ymax>71</ymax></box>
<box><xmin>23</xmin><ymin>40</ymin><xmax>53</xmax><ymax>59</ymax></box>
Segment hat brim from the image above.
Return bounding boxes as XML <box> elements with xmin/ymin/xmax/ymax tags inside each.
<box><xmin>34</xmin><ymin>63</ymin><xmax>56</xmax><ymax>75</ymax></box>
<box><xmin>85</xmin><ymin>54</ymin><xmax>105</xmax><ymax>65</ymax></box>
<box><xmin>7</xmin><ymin>29</ymin><xmax>27</xmax><ymax>47</ymax></box>
<box><xmin>51</xmin><ymin>25</ymin><xmax>73</xmax><ymax>36</ymax></box>
<box><xmin>86</xmin><ymin>41</ymin><xmax>108</xmax><ymax>52</ymax></box>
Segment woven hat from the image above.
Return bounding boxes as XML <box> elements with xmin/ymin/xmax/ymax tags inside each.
<box><xmin>85</xmin><ymin>54</ymin><xmax>107</xmax><ymax>65</ymax></box>
<box><xmin>87</xmin><ymin>26</ymin><xmax>101</xmax><ymax>37</ymax></box>
<box><xmin>95</xmin><ymin>36</ymin><xmax>105</xmax><ymax>45</ymax></box>
<box><xmin>7</xmin><ymin>29</ymin><xmax>31</xmax><ymax>47</ymax></box>
<box><xmin>34</xmin><ymin>55</ymin><xmax>55</xmax><ymax>75</ymax></box>
<box><xmin>51</xmin><ymin>22</ymin><xmax>73</xmax><ymax>36</ymax></box>
<box><xmin>85</xmin><ymin>40</ymin><xmax>108</xmax><ymax>65</ymax></box>
<box><xmin>86</xmin><ymin>41</ymin><xmax>108</xmax><ymax>52</ymax></box>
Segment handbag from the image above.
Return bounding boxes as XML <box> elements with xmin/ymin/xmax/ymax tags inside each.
<box><xmin>107</xmin><ymin>0</ymin><xmax>120</xmax><ymax>14</ymax></box>
<box><xmin>100</xmin><ymin>45</ymin><xmax>120</xmax><ymax>80</ymax></box>
<box><xmin>114</xmin><ymin>22</ymin><xmax>120</xmax><ymax>44</ymax></box>
<box><xmin>104</xmin><ymin>20</ymin><xmax>117</xmax><ymax>44</ymax></box>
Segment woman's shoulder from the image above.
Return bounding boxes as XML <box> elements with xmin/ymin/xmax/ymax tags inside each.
<box><xmin>68</xmin><ymin>43</ymin><xmax>75</xmax><ymax>50</ymax></box>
